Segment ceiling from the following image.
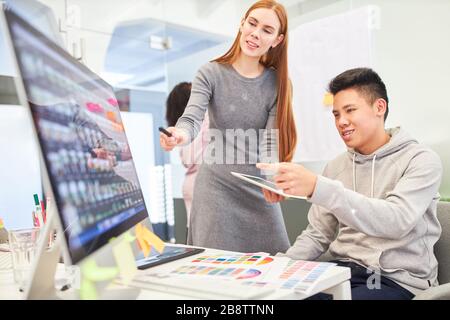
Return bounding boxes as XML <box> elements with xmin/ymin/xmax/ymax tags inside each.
<box><xmin>101</xmin><ymin>0</ymin><xmax>319</xmax><ymax>89</ymax></box>
<box><xmin>103</xmin><ymin>18</ymin><xmax>229</xmax><ymax>88</ymax></box>
<box><xmin>2</xmin><ymin>0</ymin><xmax>339</xmax><ymax>89</ymax></box>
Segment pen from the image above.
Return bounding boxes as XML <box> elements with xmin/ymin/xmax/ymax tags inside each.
<box><xmin>33</xmin><ymin>194</ymin><xmax>44</xmax><ymax>227</ymax></box>
<box><xmin>40</xmin><ymin>200</ymin><xmax>46</xmax><ymax>224</ymax></box>
<box><xmin>158</xmin><ymin>127</ymin><xmax>173</xmax><ymax>137</ymax></box>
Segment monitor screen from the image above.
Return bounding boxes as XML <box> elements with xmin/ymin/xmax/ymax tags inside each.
<box><xmin>4</xmin><ymin>9</ymin><xmax>149</xmax><ymax>264</ymax></box>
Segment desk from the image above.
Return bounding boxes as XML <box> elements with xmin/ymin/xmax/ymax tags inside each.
<box><xmin>133</xmin><ymin>248</ymin><xmax>351</xmax><ymax>300</ymax></box>
<box><xmin>0</xmin><ymin>248</ymin><xmax>351</xmax><ymax>300</ymax></box>
<box><xmin>0</xmin><ymin>256</ymin><xmax>70</xmax><ymax>300</ymax></box>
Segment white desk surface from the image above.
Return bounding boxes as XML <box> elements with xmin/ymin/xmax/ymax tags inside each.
<box><xmin>0</xmin><ymin>248</ymin><xmax>351</xmax><ymax>300</ymax></box>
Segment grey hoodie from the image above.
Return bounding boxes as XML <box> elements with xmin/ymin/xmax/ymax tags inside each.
<box><xmin>283</xmin><ymin>127</ymin><xmax>443</xmax><ymax>291</ymax></box>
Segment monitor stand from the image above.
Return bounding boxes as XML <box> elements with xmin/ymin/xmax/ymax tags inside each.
<box><xmin>25</xmin><ymin>208</ymin><xmax>140</xmax><ymax>300</ymax></box>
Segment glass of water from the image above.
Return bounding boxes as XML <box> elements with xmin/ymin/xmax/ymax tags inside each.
<box><xmin>8</xmin><ymin>228</ymin><xmax>41</xmax><ymax>290</ymax></box>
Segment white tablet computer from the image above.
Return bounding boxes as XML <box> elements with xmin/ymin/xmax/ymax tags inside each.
<box><xmin>230</xmin><ymin>172</ymin><xmax>307</xmax><ymax>200</ymax></box>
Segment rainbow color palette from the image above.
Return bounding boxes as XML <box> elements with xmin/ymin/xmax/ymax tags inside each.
<box><xmin>170</xmin><ymin>265</ymin><xmax>262</xmax><ymax>280</ymax></box>
<box><xmin>236</xmin><ymin>269</ymin><xmax>262</xmax><ymax>280</ymax></box>
<box><xmin>257</xmin><ymin>257</ymin><xmax>274</xmax><ymax>265</ymax></box>
<box><xmin>191</xmin><ymin>254</ymin><xmax>272</xmax><ymax>266</ymax></box>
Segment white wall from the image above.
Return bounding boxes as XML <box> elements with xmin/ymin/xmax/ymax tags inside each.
<box><xmin>0</xmin><ymin>23</ymin><xmax>15</xmax><ymax>76</ymax></box>
<box><xmin>0</xmin><ymin>106</ymin><xmax>42</xmax><ymax>230</ymax></box>
<box><xmin>372</xmin><ymin>0</ymin><xmax>450</xmax><ymax>199</ymax></box>
<box><xmin>290</xmin><ymin>0</ymin><xmax>450</xmax><ymax>197</ymax></box>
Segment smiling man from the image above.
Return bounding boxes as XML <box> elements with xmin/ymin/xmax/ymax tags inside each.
<box><xmin>258</xmin><ymin>68</ymin><xmax>443</xmax><ymax>299</ymax></box>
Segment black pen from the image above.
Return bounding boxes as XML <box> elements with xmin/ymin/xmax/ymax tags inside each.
<box><xmin>158</xmin><ymin>127</ymin><xmax>173</xmax><ymax>137</ymax></box>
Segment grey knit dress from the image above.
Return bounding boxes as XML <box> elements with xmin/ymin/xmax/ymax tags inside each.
<box><xmin>176</xmin><ymin>62</ymin><xmax>290</xmax><ymax>255</ymax></box>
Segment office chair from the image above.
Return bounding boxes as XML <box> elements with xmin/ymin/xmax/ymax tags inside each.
<box><xmin>414</xmin><ymin>201</ymin><xmax>450</xmax><ymax>300</ymax></box>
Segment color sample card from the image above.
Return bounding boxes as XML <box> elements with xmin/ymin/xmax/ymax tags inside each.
<box><xmin>170</xmin><ymin>265</ymin><xmax>262</xmax><ymax>280</ymax></box>
<box><xmin>278</xmin><ymin>260</ymin><xmax>335</xmax><ymax>292</ymax></box>
<box><xmin>191</xmin><ymin>253</ymin><xmax>271</xmax><ymax>266</ymax></box>
<box><xmin>236</xmin><ymin>269</ymin><xmax>262</xmax><ymax>280</ymax></box>
<box><xmin>257</xmin><ymin>257</ymin><xmax>274</xmax><ymax>265</ymax></box>
<box><xmin>256</xmin><ymin>258</ymin><xmax>336</xmax><ymax>294</ymax></box>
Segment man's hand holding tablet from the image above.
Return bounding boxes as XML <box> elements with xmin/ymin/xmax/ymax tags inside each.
<box><xmin>230</xmin><ymin>170</ymin><xmax>308</xmax><ymax>203</ymax></box>
<box><xmin>256</xmin><ymin>162</ymin><xmax>318</xmax><ymax>202</ymax></box>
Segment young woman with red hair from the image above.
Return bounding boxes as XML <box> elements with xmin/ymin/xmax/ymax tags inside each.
<box><xmin>160</xmin><ymin>0</ymin><xmax>297</xmax><ymax>254</ymax></box>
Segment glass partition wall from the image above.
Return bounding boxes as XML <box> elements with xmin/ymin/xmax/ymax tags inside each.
<box><xmin>3</xmin><ymin>0</ymin><xmax>235</xmax><ymax>241</ymax></box>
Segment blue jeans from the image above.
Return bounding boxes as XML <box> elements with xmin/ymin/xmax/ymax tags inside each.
<box><xmin>308</xmin><ymin>260</ymin><xmax>415</xmax><ymax>300</ymax></box>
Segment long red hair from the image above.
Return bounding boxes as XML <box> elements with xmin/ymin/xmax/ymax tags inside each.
<box><xmin>214</xmin><ymin>0</ymin><xmax>297</xmax><ymax>162</ymax></box>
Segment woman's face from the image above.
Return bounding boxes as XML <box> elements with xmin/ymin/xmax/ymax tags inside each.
<box><xmin>239</xmin><ymin>8</ymin><xmax>284</xmax><ymax>58</ymax></box>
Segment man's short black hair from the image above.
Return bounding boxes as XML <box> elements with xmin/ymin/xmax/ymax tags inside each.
<box><xmin>328</xmin><ymin>68</ymin><xmax>389</xmax><ymax>121</ymax></box>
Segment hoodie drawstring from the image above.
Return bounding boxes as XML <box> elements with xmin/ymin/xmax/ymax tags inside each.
<box><xmin>352</xmin><ymin>153</ymin><xmax>376</xmax><ymax>198</ymax></box>
<box><xmin>352</xmin><ymin>153</ymin><xmax>356</xmax><ymax>192</ymax></box>
<box><xmin>371</xmin><ymin>154</ymin><xmax>377</xmax><ymax>198</ymax></box>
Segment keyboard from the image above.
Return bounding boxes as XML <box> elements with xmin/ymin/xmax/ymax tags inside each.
<box><xmin>127</xmin><ymin>274</ymin><xmax>275</xmax><ymax>299</ymax></box>
<box><xmin>136</xmin><ymin>246</ymin><xmax>205</xmax><ymax>270</ymax></box>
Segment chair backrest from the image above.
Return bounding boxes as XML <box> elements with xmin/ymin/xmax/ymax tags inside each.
<box><xmin>436</xmin><ymin>201</ymin><xmax>450</xmax><ymax>284</ymax></box>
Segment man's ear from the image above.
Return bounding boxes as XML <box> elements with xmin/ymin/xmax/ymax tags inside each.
<box><xmin>271</xmin><ymin>34</ymin><xmax>284</xmax><ymax>49</ymax></box>
<box><xmin>374</xmin><ymin>98</ymin><xmax>387</xmax><ymax>118</ymax></box>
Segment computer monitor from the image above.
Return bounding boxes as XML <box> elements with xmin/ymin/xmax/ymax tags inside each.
<box><xmin>1</xmin><ymin>8</ymin><xmax>202</xmax><ymax>299</ymax></box>
<box><xmin>4</xmin><ymin>8</ymin><xmax>149</xmax><ymax>266</ymax></box>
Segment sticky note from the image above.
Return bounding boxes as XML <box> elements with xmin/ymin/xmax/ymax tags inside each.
<box><xmin>0</xmin><ymin>218</ymin><xmax>4</xmax><ymax>228</ymax></box>
<box><xmin>80</xmin><ymin>259</ymin><xmax>118</xmax><ymax>300</ymax></box>
<box><xmin>323</xmin><ymin>92</ymin><xmax>334</xmax><ymax>106</ymax></box>
<box><xmin>80</xmin><ymin>278</ymin><xmax>98</xmax><ymax>300</ymax></box>
<box><xmin>135</xmin><ymin>223</ymin><xmax>165</xmax><ymax>256</ymax></box>
<box><xmin>112</xmin><ymin>238</ymin><xmax>137</xmax><ymax>285</ymax></box>
<box><xmin>123</xmin><ymin>231</ymin><xmax>136</xmax><ymax>243</ymax></box>
<box><xmin>135</xmin><ymin>224</ymin><xmax>151</xmax><ymax>257</ymax></box>
<box><xmin>81</xmin><ymin>259</ymin><xmax>118</xmax><ymax>282</ymax></box>
<box><xmin>141</xmin><ymin>224</ymin><xmax>165</xmax><ymax>253</ymax></box>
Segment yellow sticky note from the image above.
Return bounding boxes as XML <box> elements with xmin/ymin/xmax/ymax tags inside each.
<box><xmin>81</xmin><ymin>259</ymin><xmax>119</xmax><ymax>282</ymax></box>
<box><xmin>112</xmin><ymin>238</ymin><xmax>137</xmax><ymax>285</ymax></box>
<box><xmin>135</xmin><ymin>223</ymin><xmax>165</xmax><ymax>256</ymax></box>
<box><xmin>0</xmin><ymin>218</ymin><xmax>4</xmax><ymax>228</ymax></box>
<box><xmin>123</xmin><ymin>231</ymin><xmax>136</xmax><ymax>243</ymax></box>
<box><xmin>80</xmin><ymin>259</ymin><xmax>118</xmax><ymax>300</ymax></box>
<box><xmin>135</xmin><ymin>223</ymin><xmax>151</xmax><ymax>257</ymax></box>
<box><xmin>141</xmin><ymin>225</ymin><xmax>165</xmax><ymax>254</ymax></box>
<box><xmin>80</xmin><ymin>278</ymin><xmax>98</xmax><ymax>300</ymax></box>
<box><xmin>323</xmin><ymin>92</ymin><xmax>334</xmax><ymax>106</ymax></box>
